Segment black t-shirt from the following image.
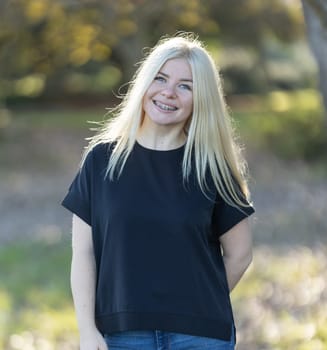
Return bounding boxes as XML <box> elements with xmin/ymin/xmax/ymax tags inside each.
<box><xmin>62</xmin><ymin>142</ymin><xmax>254</xmax><ymax>341</ymax></box>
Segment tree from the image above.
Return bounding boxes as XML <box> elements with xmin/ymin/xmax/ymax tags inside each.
<box><xmin>0</xmin><ymin>0</ymin><xmax>307</xmax><ymax>101</ymax></box>
<box><xmin>301</xmin><ymin>0</ymin><xmax>327</xmax><ymax>124</ymax></box>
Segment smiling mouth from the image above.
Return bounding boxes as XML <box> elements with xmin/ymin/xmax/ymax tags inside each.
<box><xmin>153</xmin><ymin>100</ymin><xmax>178</xmax><ymax>111</ymax></box>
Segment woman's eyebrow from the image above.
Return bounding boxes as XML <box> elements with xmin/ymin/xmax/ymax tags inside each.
<box><xmin>158</xmin><ymin>71</ymin><xmax>193</xmax><ymax>83</ymax></box>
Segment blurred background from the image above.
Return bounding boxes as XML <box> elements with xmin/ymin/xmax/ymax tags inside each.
<box><xmin>0</xmin><ymin>0</ymin><xmax>326</xmax><ymax>349</ymax></box>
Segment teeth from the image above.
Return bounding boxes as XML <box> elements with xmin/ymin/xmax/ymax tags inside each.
<box><xmin>154</xmin><ymin>101</ymin><xmax>177</xmax><ymax>111</ymax></box>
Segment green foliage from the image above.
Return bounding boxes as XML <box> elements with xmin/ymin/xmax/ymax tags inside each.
<box><xmin>208</xmin><ymin>0</ymin><xmax>304</xmax><ymax>44</ymax></box>
<box><xmin>0</xmin><ymin>0</ymin><xmax>306</xmax><ymax>101</ymax></box>
<box><xmin>234</xmin><ymin>89</ymin><xmax>327</xmax><ymax>162</ymax></box>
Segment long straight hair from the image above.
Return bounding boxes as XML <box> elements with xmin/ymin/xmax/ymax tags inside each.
<box><xmin>85</xmin><ymin>33</ymin><xmax>252</xmax><ymax>208</ymax></box>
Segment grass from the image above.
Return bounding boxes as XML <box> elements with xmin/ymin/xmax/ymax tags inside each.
<box><xmin>10</xmin><ymin>108</ymin><xmax>106</xmax><ymax>130</ymax></box>
<box><xmin>4</xmin><ymin>88</ymin><xmax>326</xmax><ymax>164</ymax></box>
<box><xmin>0</xmin><ymin>238</ymin><xmax>78</xmax><ymax>350</ymax></box>
<box><xmin>232</xmin><ymin>246</ymin><xmax>327</xmax><ymax>350</ymax></box>
<box><xmin>232</xmin><ymin>89</ymin><xmax>327</xmax><ymax>163</ymax></box>
<box><xmin>1</xmin><ymin>240</ymin><xmax>326</xmax><ymax>349</ymax></box>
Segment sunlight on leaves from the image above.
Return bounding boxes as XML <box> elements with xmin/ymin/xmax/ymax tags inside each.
<box><xmin>116</xmin><ymin>19</ymin><xmax>137</xmax><ymax>36</ymax></box>
<box><xmin>14</xmin><ymin>74</ymin><xmax>46</xmax><ymax>97</ymax></box>
<box><xmin>92</xmin><ymin>43</ymin><xmax>111</xmax><ymax>61</ymax></box>
<box><xmin>69</xmin><ymin>47</ymin><xmax>91</xmax><ymax>66</ymax></box>
<box><xmin>24</xmin><ymin>0</ymin><xmax>49</xmax><ymax>23</ymax></box>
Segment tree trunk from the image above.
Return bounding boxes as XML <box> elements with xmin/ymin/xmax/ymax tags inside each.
<box><xmin>301</xmin><ymin>0</ymin><xmax>327</xmax><ymax>126</ymax></box>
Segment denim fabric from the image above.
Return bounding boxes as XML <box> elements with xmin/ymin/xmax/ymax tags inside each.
<box><xmin>104</xmin><ymin>329</ymin><xmax>235</xmax><ymax>350</ymax></box>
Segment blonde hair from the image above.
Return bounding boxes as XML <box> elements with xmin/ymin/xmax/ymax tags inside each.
<box><xmin>86</xmin><ymin>33</ymin><xmax>252</xmax><ymax>208</ymax></box>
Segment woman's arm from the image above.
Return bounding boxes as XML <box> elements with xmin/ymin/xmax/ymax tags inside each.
<box><xmin>71</xmin><ymin>214</ymin><xmax>107</xmax><ymax>350</ymax></box>
<box><xmin>219</xmin><ymin>218</ymin><xmax>253</xmax><ymax>292</ymax></box>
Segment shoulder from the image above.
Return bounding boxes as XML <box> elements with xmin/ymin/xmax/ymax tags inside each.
<box><xmin>81</xmin><ymin>142</ymin><xmax>113</xmax><ymax>175</ymax></box>
<box><xmin>86</xmin><ymin>142</ymin><xmax>113</xmax><ymax>162</ymax></box>
<box><xmin>91</xmin><ymin>142</ymin><xmax>114</xmax><ymax>156</ymax></box>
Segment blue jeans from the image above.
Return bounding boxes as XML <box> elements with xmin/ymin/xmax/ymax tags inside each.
<box><xmin>104</xmin><ymin>329</ymin><xmax>235</xmax><ymax>350</ymax></box>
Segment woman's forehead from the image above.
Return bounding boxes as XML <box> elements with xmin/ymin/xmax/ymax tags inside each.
<box><xmin>158</xmin><ymin>58</ymin><xmax>192</xmax><ymax>80</ymax></box>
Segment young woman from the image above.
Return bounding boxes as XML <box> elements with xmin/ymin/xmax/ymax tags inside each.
<box><xmin>62</xmin><ymin>34</ymin><xmax>255</xmax><ymax>350</ymax></box>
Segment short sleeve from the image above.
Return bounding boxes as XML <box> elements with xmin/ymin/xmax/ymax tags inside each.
<box><xmin>212</xmin><ymin>195</ymin><xmax>255</xmax><ymax>237</ymax></box>
<box><xmin>61</xmin><ymin>150</ymin><xmax>93</xmax><ymax>225</ymax></box>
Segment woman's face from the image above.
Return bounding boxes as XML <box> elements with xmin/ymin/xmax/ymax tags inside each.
<box><xmin>142</xmin><ymin>58</ymin><xmax>193</xmax><ymax>129</ymax></box>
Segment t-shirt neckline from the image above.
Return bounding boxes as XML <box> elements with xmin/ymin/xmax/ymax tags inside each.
<box><xmin>135</xmin><ymin>140</ymin><xmax>185</xmax><ymax>153</ymax></box>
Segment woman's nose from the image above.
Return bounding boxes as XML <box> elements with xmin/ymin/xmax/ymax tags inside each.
<box><xmin>161</xmin><ymin>85</ymin><xmax>176</xmax><ymax>98</ymax></box>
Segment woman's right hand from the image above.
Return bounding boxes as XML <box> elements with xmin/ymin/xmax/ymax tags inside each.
<box><xmin>79</xmin><ymin>328</ymin><xmax>108</xmax><ymax>350</ymax></box>
<box><xmin>71</xmin><ymin>215</ymin><xmax>107</xmax><ymax>349</ymax></box>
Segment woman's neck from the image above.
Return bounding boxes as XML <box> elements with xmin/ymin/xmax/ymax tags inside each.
<box><xmin>137</xmin><ymin>124</ymin><xmax>187</xmax><ymax>151</ymax></box>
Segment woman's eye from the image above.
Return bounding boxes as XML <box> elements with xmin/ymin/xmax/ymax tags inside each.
<box><xmin>179</xmin><ymin>84</ymin><xmax>192</xmax><ymax>91</ymax></box>
<box><xmin>154</xmin><ymin>76</ymin><xmax>166</xmax><ymax>82</ymax></box>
